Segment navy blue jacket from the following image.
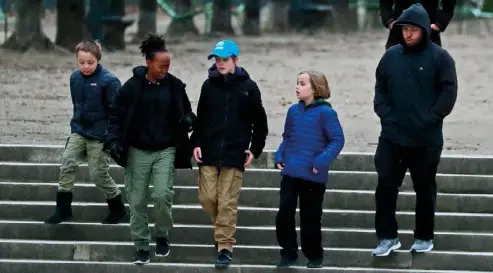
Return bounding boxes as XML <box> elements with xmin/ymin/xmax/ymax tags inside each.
<box><xmin>374</xmin><ymin>3</ymin><xmax>458</xmax><ymax>147</ymax></box>
<box><xmin>275</xmin><ymin>100</ymin><xmax>345</xmax><ymax>184</ymax></box>
<box><xmin>69</xmin><ymin>64</ymin><xmax>121</xmax><ymax>141</ymax></box>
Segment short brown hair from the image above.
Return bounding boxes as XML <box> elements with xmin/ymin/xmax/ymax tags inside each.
<box><xmin>298</xmin><ymin>70</ymin><xmax>331</xmax><ymax>100</ymax></box>
<box><xmin>75</xmin><ymin>40</ymin><xmax>102</xmax><ymax>61</ymax></box>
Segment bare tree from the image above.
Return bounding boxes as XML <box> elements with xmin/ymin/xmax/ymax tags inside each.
<box><xmin>3</xmin><ymin>0</ymin><xmax>60</xmax><ymax>52</ymax></box>
<box><xmin>242</xmin><ymin>0</ymin><xmax>261</xmax><ymax>35</ymax></box>
<box><xmin>166</xmin><ymin>0</ymin><xmax>199</xmax><ymax>37</ymax></box>
<box><xmin>55</xmin><ymin>0</ymin><xmax>89</xmax><ymax>51</ymax></box>
<box><xmin>265</xmin><ymin>0</ymin><xmax>290</xmax><ymax>32</ymax></box>
<box><xmin>211</xmin><ymin>0</ymin><xmax>235</xmax><ymax>35</ymax></box>
<box><xmin>134</xmin><ymin>0</ymin><xmax>157</xmax><ymax>42</ymax></box>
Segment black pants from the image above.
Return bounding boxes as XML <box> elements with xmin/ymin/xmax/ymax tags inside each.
<box><xmin>385</xmin><ymin>28</ymin><xmax>442</xmax><ymax>49</ymax></box>
<box><xmin>374</xmin><ymin>139</ymin><xmax>442</xmax><ymax>241</ymax></box>
<box><xmin>275</xmin><ymin>175</ymin><xmax>326</xmax><ymax>260</ymax></box>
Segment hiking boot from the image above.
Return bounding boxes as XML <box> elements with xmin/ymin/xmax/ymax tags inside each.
<box><xmin>276</xmin><ymin>256</ymin><xmax>298</xmax><ymax>268</ymax></box>
<box><xmin>307</xmin><ymin>256</ymin><xmax>323</xmax><ymax>268</ymax></box>
<box><xmin>132</xmin><ymin>250</ymin><xmax>150</xmax><ymax>265</ymax></box>
<box><xmin>155</xmin><ymin>237</ymin><xmax>171</xmax><ymax>257</ymax></box>
<box><xmin>102</xmin><ymin>194</ymin><xmax>128</xmax><ymax>224</ymax></box>
<box><xmin>371</xmin><ymin>238</ymin><xmax>401</xmax><ymax>256</ymax></box>
<box><xmin>410</xmin><ymin>239</ymin><xmax>434</xmax><ymax>253</ymax></box>
<box><xmin>44</xmin><ymin>191</ymin><xmax>73</xmax><ymax>224</ymax></box>
<box><xmin>215</xmin><ymin>249</ymin><xmax>232</xmax><ymax>268</ymax></box>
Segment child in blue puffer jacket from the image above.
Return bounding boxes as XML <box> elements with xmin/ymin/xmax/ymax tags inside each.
<box><xmin>274</xmin><ymin>70</ymin><xmax>345</xmax><ymax>269</ymax></box>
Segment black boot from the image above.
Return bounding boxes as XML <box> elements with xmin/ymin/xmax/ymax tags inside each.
<box><xmin>44</xmin><ymin>191</ymin><xmax>73</xmax><ymax>224</ymax></box>
<box><xmin>102</xmin><ymin>194</ymin><xmax>128</xmax><ymax>224</ymax></box>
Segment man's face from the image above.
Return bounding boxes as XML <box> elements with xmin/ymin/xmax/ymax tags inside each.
<box><xmin>402</xmin><ymin>25</ymin><xmax>423</xmax><ymax>47</ymax></box>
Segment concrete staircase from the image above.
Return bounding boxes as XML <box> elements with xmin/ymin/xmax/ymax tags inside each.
<box><xmin>1</xmin><ymin>144</ymin><xmax>493</xmax><ymax>272</ymax></box>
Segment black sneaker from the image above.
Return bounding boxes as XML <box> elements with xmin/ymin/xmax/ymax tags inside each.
<box><xmin>277</xmin><ymin>256</ymin><xmax>298</xmax><ymax>268</ymax></box>
<box><xmin>155</xmin><ymin>237</ymin><xmax>170</xmax><ymax>257</ymax></box>
<box><xmin>215</xmin><ymin>249</ymin><xmax>232</xmax><ymax>268</ymax></box>
<box><xmin>307</xmin><ymin>257</ymin><xmax>323</xmax><ymax>268</ymax></box>
<box><xmin>133</xmin><ymin>250</ymin><xmax>150</xmax><ymax>265</ymax></box>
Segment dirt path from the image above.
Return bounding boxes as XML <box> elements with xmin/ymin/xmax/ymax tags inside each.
<box><xmin>0</xmin><ymin>13</ymin><xmax>492</xmax><ymax>155</ymax></box>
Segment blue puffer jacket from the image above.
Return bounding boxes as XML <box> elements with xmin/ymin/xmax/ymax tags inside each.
<box><xmin>275</xmin><ymin>99</ymin><xmax>345</xmax><ymax>184</ymax></box>
<box><xmin>69</xmin><ymin>64</ymin><xmax>121</xmax><ymax>141</ymax></box>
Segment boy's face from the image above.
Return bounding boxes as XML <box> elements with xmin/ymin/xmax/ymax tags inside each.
<box><xmin>146</xmin><ymin>52</ymin><xmax>170</xmax><ymax>80</ymax></box>
<box><xmin>296</xmin><ymin>73</ymin><xmax>314</xmax><ymax>101</ymax></box>
<box><xmin>215</xmin><ymin>56</ymin><xmax>236</xmax><ymax>75</ymax></box>
<box><xmin>77</xmin><ymin>51</ymin><xmax>98</xmax><ymax>76</ymax></box>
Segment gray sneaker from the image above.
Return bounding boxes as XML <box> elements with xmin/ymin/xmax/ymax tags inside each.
<box><xmin>410</xmin><ymin>239</ymin><xmax>433</xmax><ymax>253</ymax></box>
<box><xmin>371</xmin><ymin>238</ymin><xmax>401</xmax><ymax>256</ymax></box>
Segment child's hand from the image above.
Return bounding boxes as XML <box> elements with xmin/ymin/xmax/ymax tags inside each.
<box><xmin>312</xmin><ymin>168</ymin><xmax>318</xmax><ymax>174</ymax></box>
<box><xmin>276</xmin><ymin>163</ymin><xmax>284</xmax><ymax>169</ymax></box>
<box><xmin>244</xmin><ymin>150</ymin><xmax>254</xmax><ymax>167</ymax></box>
<box><xmin>193</xmin><ymin>147</ymin><xmax>202</xmax><ymax>163</ymax></box>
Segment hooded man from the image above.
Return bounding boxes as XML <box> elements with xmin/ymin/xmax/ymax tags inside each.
<box><xmin>371</xmin><ymin>3</ymin><xmax>458</xmax><ymax>257</ymax></box>
<box><xmin>380</xmin><ymin>0</ymin><xmax>457</xmax><ymax>49</ymax></box>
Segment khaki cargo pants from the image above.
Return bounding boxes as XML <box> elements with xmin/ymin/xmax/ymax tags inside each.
<box><xmin>58</xmin><ymin>133</ymin><xmax>120</xmax><ymax>199</ymax></box>
<box><xmin>124</xmin><ymin>146</ymin><xmax>176</xmax><ymax>251</ymax></box>
<box><xmin>198</xmin><ymin>165</ymin><xmax>243</xmax><ymax>252</ymax></box>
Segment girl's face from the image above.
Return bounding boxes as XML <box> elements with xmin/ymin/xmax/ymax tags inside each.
<box><xmin>296</xmin><ymin>73</ymin><xmax>314</xmax><ymax>101</ymax></box>
<box><xmin>215</xmin><ymin>56</ymin><xmax>236</xmax><ymax>74</ymax></box>
<box><xmin>147</xmin><ymin>52</ymin><xmax>171</xmax><ymax>80</ymax></box>
<box><xmin>77</xmin><ymin>51</ymin><xmax>98</xmax><ymax>76</ymax></box>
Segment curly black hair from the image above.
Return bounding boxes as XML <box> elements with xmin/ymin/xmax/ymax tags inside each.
<box><xmin>139</xmin><ymin>33</ymin><xmax>168</xmax><ymax>60</ymax></box>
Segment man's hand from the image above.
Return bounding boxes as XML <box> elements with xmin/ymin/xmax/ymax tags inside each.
<box><xmin>276</xmin><ymin>163</ymin><xmax>284</xmax><ymax>170</ymax></box>
<box><xmin>431</xmin><ymin>24</ymin><xmax>441</xmax><ymax>31</ymax></box>
<box><xmin>313</xmin><ymin>168</ymin><xmax>318</xmax><ymax>174</ymax></box>
<box><xmin>388</xmin><ymin>21</ymin><xmax>394</xmax><ymax>29</ymax></box>
<box><xmin>193</xmin><ymin>147</ymin><xmax>202</xmax><ymax>163</ymax></box>
<box><xmin>244</xmin><ymin>150</ymin><xmax>254</xmax><ymax>168</ymax></box>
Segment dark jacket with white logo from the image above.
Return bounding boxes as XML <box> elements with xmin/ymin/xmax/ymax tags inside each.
<box><xmin>374</xmin><ymin>3</ymin><xmax>458</xmax><ymax>146</ymax></box>
<box><xmin>70</xmin><ymin>64</ymin><xmax>120</xmax><ymax>141</ymax></box>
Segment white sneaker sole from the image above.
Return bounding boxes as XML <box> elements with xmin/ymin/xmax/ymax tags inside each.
<box><xmin>133</xmin><ymin>259</ymin><xmax>150</xmax><ymax>265</ymax></box>
<box><xmin>410</xmin><ymin>244</ymin><xmax>434</xmax><ymax>253</ymax></box>
<box><xmin>372</xmin><ymin>241</ymin><xmax>402</xmax><ymax>257</ymax></box>
<box><xmin>155</xmin><ymin>250</ymin><xmax>170</xmax><ymax>257</ymax></box>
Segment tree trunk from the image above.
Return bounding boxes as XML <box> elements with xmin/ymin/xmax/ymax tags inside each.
<box><xmin>166</xmin><ymin>0</ymin><xmax>199</xmax><ymax>38</ymax></box>
<box><xmin>483</xmin><ymin>0</ymin><xmax>493</xmax><ymax>12</ymax></box>
<box><xmin>265</xmin><ymin>0</ymin><xmax>290</xmax><ymax>32</ymax></box>
<box><xmin>102</xmin><ymin>0</ymin><xmax>133</xmax><ymax>51</ymax></box>
<box><xmin>242</xmin><ymin>0</ymin><xmax>261</xmax><ymax>35</ymax></box>
<box><xmin>55</xmin><ymin>0</ymin><xmax>89</xmax><ymax>51</ymax></box>
<box><xmin>210</xmin><ymin>0</ymin><xmax>235</xmax><ymax>36</ymax></box>
<box><xmin>3</xmin><ymin>0</ymin><xmax>60</xmax><ymax>52</ymax></box>
<box><xmin>133</xmin><ymin>0</ymin><xmax>157</xmax><ymax>42</ymax></box>
<box><xmin>332</xmin><ymin>0</ymin><xmax>358</xmax><ymax>32</ymax></box>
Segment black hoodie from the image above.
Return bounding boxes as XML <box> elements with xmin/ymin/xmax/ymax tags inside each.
<box><xmin>190</xmin><ymin>64</ymin><xmax>268</xmax><ymax>169</ymax></box>
<box><xmin>106</xmin><ymin>66</ymin><xmax>196</xmax><ymax>167</ymax></box>
<box><xmin>373</xmin><ymin>3</ymin><xmax>458</xmax><ymax>147</ymax></box>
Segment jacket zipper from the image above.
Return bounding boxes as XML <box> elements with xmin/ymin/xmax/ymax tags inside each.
<box><xmin>219</xmin><ymin>81</ymin><xmax>230</xmax><ymax>166</ymax></box>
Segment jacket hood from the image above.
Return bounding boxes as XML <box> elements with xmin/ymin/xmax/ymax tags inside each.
<box><xmin>391</xmin><ymin>3</ymin><xmax>431</xmax><ymax>49</ymax></box>
<box><xmin>132</xmin><ymin>66</ymin><xmax>148</xmax><ymax>79</ymax></box>
<box><xmin>208</xmin><ymin>63</ymin><xmax>250</xmax><ymax>79</ymax></box>
<box><xmin>299</xmin><ymin>98</ymin><xmax>332</xmax><ymax>109</ymax></box>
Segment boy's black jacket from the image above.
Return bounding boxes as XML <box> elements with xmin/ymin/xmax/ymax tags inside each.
<box><xmin>105</xmin><ymin>66</ymin><xmax>196</xmax><ymax>169</ymax></box>
<box><xmin>190</xmin><ymin>64</ymin><xmax>268</xmax><ymax>170</ymax></box>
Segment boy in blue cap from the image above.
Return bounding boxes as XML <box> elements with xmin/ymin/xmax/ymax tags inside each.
<box><xmin>191</xmin><ymin>40</ymin><xmax>268</xmax><ymax>268</ymax></box>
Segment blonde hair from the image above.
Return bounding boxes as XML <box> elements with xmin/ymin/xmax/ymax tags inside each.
<box><xmin>298</xmin><ymin>70</ymin><xmax>330</xmax><ymax>100</ymax></box>
<box><xmin>75</xmin><ymin>40</ymin><xmax>102</xmax><ymax>61</ymax></box>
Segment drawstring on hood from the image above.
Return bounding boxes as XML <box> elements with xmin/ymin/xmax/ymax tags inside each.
<box><xmin>390</xmin><ymin>3</ymin><xmax>431</xmax><ymax>53</ymax></box>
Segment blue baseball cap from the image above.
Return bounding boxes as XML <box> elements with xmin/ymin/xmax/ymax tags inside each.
<box><xmin>207</xmin><ymin>40</ymin><xmax>240</xmax><ymax>60</ymax></box>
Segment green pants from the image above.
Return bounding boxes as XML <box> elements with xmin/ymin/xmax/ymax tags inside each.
<box><xmin>124</xmin><ymin>146</ymin><xmax>176</xmax><ymax>251</ymax></box>
<box><xmin>58</xmin><ymin>133</ymin><xmax>120</xmax><ymax>199</ymax></box>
